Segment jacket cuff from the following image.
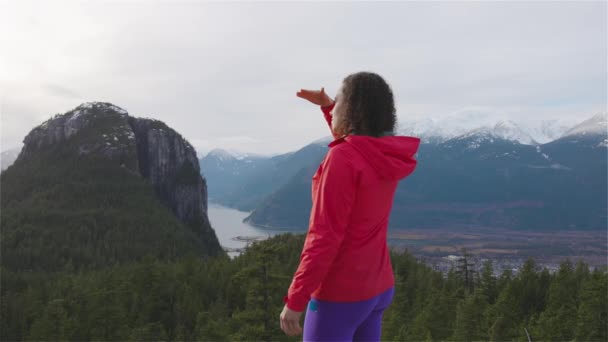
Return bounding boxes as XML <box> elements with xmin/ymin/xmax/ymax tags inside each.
<box><xmin>283</xmin><ymin>294</ymin><xmax>308</xmax><ymax>312</ymax></box>
<box><xmin>321</xmin><ymin>102</ymin><xmax>335</xmax><ymax>115</ymax></box>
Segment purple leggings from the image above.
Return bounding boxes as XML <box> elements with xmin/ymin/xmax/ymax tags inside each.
<box><xmin>303</xmin><ymin>287</ymin><xmax>395</xmax><ymax>342</ymax></box>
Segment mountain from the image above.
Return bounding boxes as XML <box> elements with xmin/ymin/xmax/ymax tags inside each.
<box><xmin>445</xmin><ymin>121</ymin><xmax>538</xmax><ymax>148</ymax></box>
<box><xmin>491</xmin><ymin>121</ymin><xmax>538</xmax><ymax>145</ymax></box>
<box><xmin>200</xmin><ymin>142</ymin><xmax>327</xmax><ymax>211</ymax></box>
<box><xmin>202</xmin><ymin>114</ymin><xmax>595</xmax><ymax>211</ymax></box>
<box><xmin>397</xmin><ymin>112</ymin><xmax>579</xmax><ymax>145</ymax></box>
<box><xmin>1</xmin><ymin>102</ymin><xmax>223</xmax><ymax>272</ymax></box>
<box><xmin>397</xmin><ymin>108</ymin><xmax>501</xmax><ymax>143</ymax></box>
<box><xmin>242</xmin><ymin>113</ymin><xmax>607</xmax><ymax>231</ymax></box>
<box><xmin>1</xmin><ymin>146</ymin><xmax>21</xmax><ymax>171</ymax></box>
<box><xmin>242</xmin><ymin>164</ymin><xmax>319</xmax><ymax>230</ymax></box>
<box><xmin>527</xmin><ymin>118</ymin><xmax>576</xmax><ymax>144</ymax></box>
<box><xmin>560</xmin><ymin>112</ymin><xmax>607</xmax><ymax>141</ymax></box>
<box><xmin>200</xmin><ymin>148</ymin><xmax>276</xmax><ymax>209</ymax></box>
<box><xmin>538</xmin><ymin>112</ymin><xmax>608</xmax><ymax>216</ymax></box>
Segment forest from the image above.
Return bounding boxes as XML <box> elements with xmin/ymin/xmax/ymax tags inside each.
<box><xmin>1</xmin><ymin>233</ymin><xmax>606</xmax><ymax>341</ymax></box>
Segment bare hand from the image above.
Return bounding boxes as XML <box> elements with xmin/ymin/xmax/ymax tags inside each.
<box><xmin>296</xmin><ymin>87</ymin><xmax>334</xmax><ymax>107</ymax></box>
<box><xmin>280</xmin><ymin>304</ymin><xmax>304</xmax><ymax>336</ymax></box>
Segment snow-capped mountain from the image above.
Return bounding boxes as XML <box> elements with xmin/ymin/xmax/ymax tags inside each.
<box><xmin>398</xmin><ymin>112</ymin><xmax>600</xmax><ymax>146</ymax></box>
<box><xmin>526</xmin><ymin>119</ymin><xmax>576</xmax><ymax>144</ymax></box>
<box><xmin>397</xmin><ymin>118</ymin><xmax>448</xmax><ymax>143</ymax></box>
<box><xmin>447</xmin><ymin>122</ymin><xmax>536</xmax><ymax>150</ymax></box>
<box><xmin>202</xmin><ymin>113</ymin><xmax>606</xmax><ymax>231</ymax></box>
<box><xmin>206</xmin><ymin>148</ymin><xmax>237</xmax><ymax>162</ymax></box>
<box><xmin>229</xmin><ymin>150</ymin><xmax>269</xmax><ymax>160</ymax></box>
<box><xmin>205</xmin><ymin>148</ymin><xmax>269</xmax><ymax>161</ymax></box>
<box><xmin>398</xmin><ymin>108</ymin><xmax>509</xmax><ymax>143</ymax></box>
<box><xmin>490</xmin><ymin>120</ymin><xmax>538</xmax><ymax>145</ymax></box>
<box><xmin>561</xmin><ymin>112</ymin><xmax>607</xmax><ymax>138</ymax></box>
<box><xmin>550</xmin><ymin>112</ymin><xmax>608</xmax><ymax>149</ymax></box>
<box><xmin>399</xmin><ymin>119</ymin><xmax>537</xmax><ymax>146</ymax></box>
<box><xmin>244</xmin><ymin>124</ymin><xmax>606</xmax><ymax>231</ymax></box>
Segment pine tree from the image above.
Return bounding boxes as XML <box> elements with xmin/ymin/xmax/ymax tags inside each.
<box><xmin>455</xmin><ymin>248</ymin><xmax>477</xmax><ymax>295</ymax></box>
<box><xmin>452</xmin><ymin>288</ymin><xmax>489</xmax><ymax>341</ymax></box>
<box><xmin>480</xmin><ymin>260</ymin><xmax>498</xmax><ymax>305</ymax></box>
<box><xmin>518</xmin><ymin>258</ymin><xmax>545</xmax><ymax>321</ymax></box>
<box><xmin>230</xmin><ymin>242</ymin><xmax>288</xmax><ymax>341</ymax></box>
<box><xmin>532</xmin><ymin>259</ymin><xmax>578</xmax><ymax>341</ymax></box>
<box><xmin>574</xmin><ymin>267</ymin><xmax>607</xmax><ymax>341</ymax></box>
<box><xmin>488</xmin><ymin>280</ymin><xmax>521</xmax><ymax>341</ymax></box>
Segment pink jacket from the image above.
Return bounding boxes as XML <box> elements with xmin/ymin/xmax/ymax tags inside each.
<box><xmin>283</xmin><ymin>103</ymin><xmax>421</xmax><ymax>311</ymax></box>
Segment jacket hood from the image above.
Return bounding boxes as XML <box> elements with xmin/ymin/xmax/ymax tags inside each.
<box><xmin>339</xmin><ymin>134</ymin><xmax>421</xmax><ymax>181</ymax></box>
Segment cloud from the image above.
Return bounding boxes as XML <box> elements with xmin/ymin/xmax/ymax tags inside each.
<box><xmin>43</xmin><ymin>84</ymin><xmax>81</xmax><ymax>99</ymax></box>
<box><xmin>1</xmin><ymin>1</ymin><xmax>605</xmax><ymax>154</ymax></box>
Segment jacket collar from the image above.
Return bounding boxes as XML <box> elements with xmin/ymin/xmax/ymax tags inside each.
<box><xmin>328</xmin><ymin>130</ymin><xmax>395</xmax><ymax>148</ymax></box>
<box><xmin>328</xmin><ymin>136</ymin><xmax>347</xmax><ymax>148</ymax></box>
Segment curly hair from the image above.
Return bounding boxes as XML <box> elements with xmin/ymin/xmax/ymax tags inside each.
<box><xmin>337</xmin><ymin>72</ymin><xmax>397</xmax><ymax>137</ymax></box>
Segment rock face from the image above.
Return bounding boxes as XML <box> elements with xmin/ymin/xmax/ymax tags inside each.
<box><xmin>17</xmin><ymin>102</ymin><xmax>217</xmax><ymax>246</ymax></box>
<box><xmin>21</xmin><ymin>102</ymin><xmax>138</xmax><ymax>171</ymax></box>
<box><xmin>128</xmin><ymin>117</ymin><xmax>209</xmax><ymax>226</ymax></box>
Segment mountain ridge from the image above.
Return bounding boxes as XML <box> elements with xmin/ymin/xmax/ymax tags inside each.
<box><xmin>397</xmin><ymin>112</ymin><xmax>603</xmax><ymax>145</ymax></box>
<box><xmin>201</xmin><ymin>112</ymin><xmax>607</xmax><ymax>232</ymax></box>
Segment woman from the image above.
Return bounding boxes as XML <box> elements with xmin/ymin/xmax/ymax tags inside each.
<box><xmin>280</xmin><ymin>71</ymin><xmax>421</xmax><ymax>341</ymax></box>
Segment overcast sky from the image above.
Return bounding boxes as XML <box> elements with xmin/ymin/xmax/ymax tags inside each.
<box><xmin>1</xmin><ymin>1</ymin><xmax>606</xmax><ymax>156</ymax></box>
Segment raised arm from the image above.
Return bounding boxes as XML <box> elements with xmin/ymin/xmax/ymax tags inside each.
<box><xmin>297</xmin><ymin>88</ymin><xmax>338</xmax><ymax>139</ymax></box>
<box><xmin>321</xmin><ymin>102</ymin><xmax>338</xmax><ymax>138</ymax></box>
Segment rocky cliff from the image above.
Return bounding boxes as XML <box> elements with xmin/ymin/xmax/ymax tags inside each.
<box><xmin>17</xmin><ymin>102</ymin><xmax>218</xmax><ymax>251</ymax></box>
<box><xmin>128</xmin><ymin>116</ymin><xmax>209</xmax><ymax>228</ymax></box>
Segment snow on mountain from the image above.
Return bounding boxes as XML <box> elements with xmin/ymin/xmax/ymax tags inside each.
<box><xmin>206</xmin><ymin>148</ymin><xmax>236</xmax><ymax>162</ymax></box>
<box><xmin>492</xmin><ymin>120</ymin><xmax>538</xmax><ymax>145</ymax></box>
<box><xmin>451</xmin><ymin>126</ymin><xmax>499</xmax><ymax>149</ymax></box>
<box><xmin>453</xmin><ymin>127</ymin><xmax>495</xmax><ymax>143</ymax></box>
<box><xmin>398</xmin><ymin>107</ymin><xmax>537</xmax><ymax>144</ymax></box>
<box><xmin>227</xmin><ymin>149</ymin><xmax>269</xmax><ymax>160</ymax></box>
<box><xmin>398</xmin><ymin>112</ymin><xmax>602</xmax><ymax>146</ymax></box>
<box><xmin>526</xmin><ymin>119</ymin><xmax>576</xmax><ymax>144</ymax></box>
<box><xmin>399</xmin><ymin>118</ymin><xmax>538</xmax><ymax>145</ymax></box>
<box><xmin>205</xmin><ymin>148</ymin><xmax>269</xmax><ymax>161</ymax></box>
<box><xmin>561</xmin><ymin>112</ymin><xmax>608</xmax><ymax>138</ymax></box>
<box><xmin>397</xmin><ymin>118</ymin><xmax>447</xmax><ymax>142</ymax></box>
<box><xmin>398</xmin><ymin>109</ymin><xmax>499</xmax><ymax>143</ymax></box>
<box><xmin>202</xmin><ymin>113</ymin><xmax>606</xmax><ymax>161</ymax></box>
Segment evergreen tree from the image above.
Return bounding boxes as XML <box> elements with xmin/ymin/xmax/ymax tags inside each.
<box><xmin>532</xmin><ymin>259</ymin><xmax>578</xmax><ymax>341</ymax></box>
<box><xmin>488</xmin><ymin>280</ymin><xmax>522</xmax><ymax>341</ymax></box>
<box><xmin>480</xmin><ymin>260</ymin><xmax>498</xmax><ymax>305</ymax></box>
<box><xmin>452</xmin><ymin>288</ymin><xmax>489</xmax><ymax>341</ymax></box>
<box><xmin>574</xmin><ymin>267</ymin><xmax>608</xmax><ymax>341</ymax></box>
<box><xmin>517</xmin><ymin>258</ymin><xmax>547</xmax><ymax>325</ymax></box>
<box><xmin>455</xmin><ymin>248</ymin><xmax>477</xmax><ymax>295</ymax></box>
<box><xmin>230</xmin><ymin>242</ymin><xmax>289</xmax><ymax>341</ymax></box>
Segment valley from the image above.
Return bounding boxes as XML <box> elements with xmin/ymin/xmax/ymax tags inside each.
<box><xmin>388</xmin><ymin>226</ymin><xmax>607</xmax><ymax>271</ymax></box>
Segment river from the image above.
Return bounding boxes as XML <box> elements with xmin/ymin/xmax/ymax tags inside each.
<box><xmin>207</xmin><ymin>203</ymin><xmax>291</xmax><ymax>257</ymax></box>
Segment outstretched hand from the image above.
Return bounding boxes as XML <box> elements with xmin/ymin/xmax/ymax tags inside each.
<box><xmin>296</xmin><ymin>87</ymin><xmax>334</xmax><ymax>107</ymax></box>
